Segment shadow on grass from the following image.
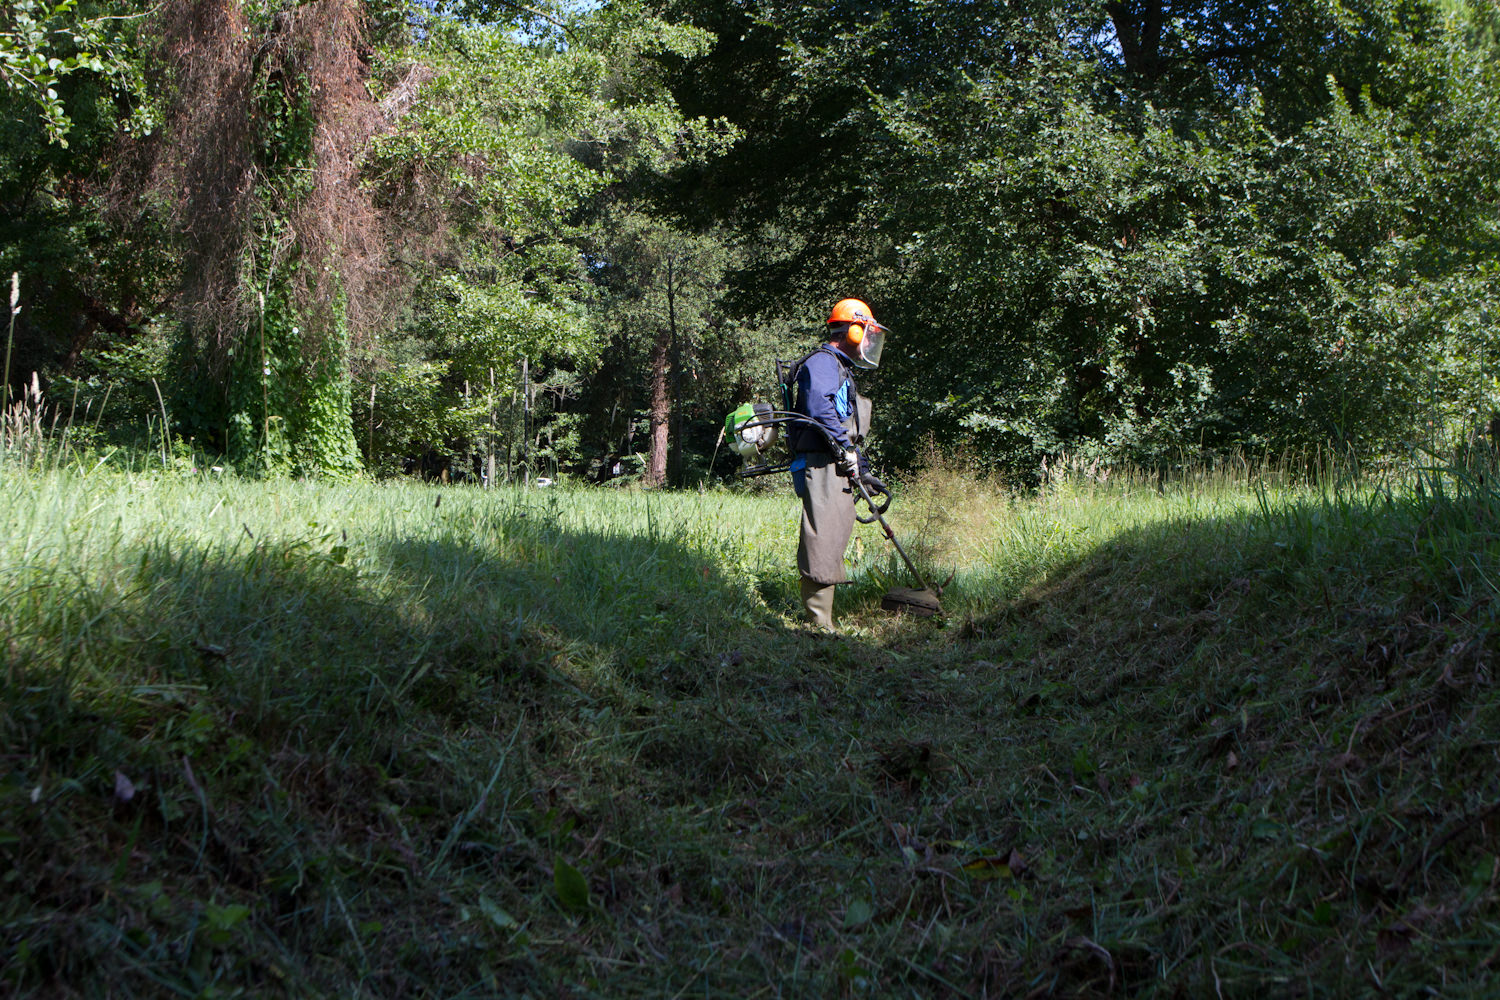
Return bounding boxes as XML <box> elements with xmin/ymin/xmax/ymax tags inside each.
<box><xmin>2</xmin><ymin>500</ymin><xmax>903</xmax><ymax>997</ymax></box>
<box><xmin>910</xmin><ymin>485</ymin><xmax>1500</xmax><ymax>997</ymax></box>
<box><xmin>37</xmin><ymin>479</ymin><xmax>1498</xmax><ymax>998</ymax></box>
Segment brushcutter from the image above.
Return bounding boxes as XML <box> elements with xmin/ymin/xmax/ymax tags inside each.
<box><xmin>720</xmin><ymin>404</ymin><xmax>944</xmax><ymax>617</ymax></box>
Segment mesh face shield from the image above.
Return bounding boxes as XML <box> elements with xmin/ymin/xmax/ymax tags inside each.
<box><xmin>853</xmin><ymin>322</ymin><xmax>887</xmax><ymax>369</ymax></box>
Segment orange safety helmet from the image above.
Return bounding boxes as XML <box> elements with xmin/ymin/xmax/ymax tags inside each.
<box><xmin>826</xmin><ymin>298</ymin><xmax>888</xmax><ymax>369</ymax></box>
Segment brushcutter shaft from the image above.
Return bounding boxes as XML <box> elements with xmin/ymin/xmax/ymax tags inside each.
<box><xmin>852</xmin><ymin>474</ymin><xmax>936</xmax><ymax>596</ymax></box>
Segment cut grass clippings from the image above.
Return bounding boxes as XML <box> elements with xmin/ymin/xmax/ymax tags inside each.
<box><xmin>2</xmin><ymin>459</ymin><xmax>1497</xmax><ymax>997</ymax></box>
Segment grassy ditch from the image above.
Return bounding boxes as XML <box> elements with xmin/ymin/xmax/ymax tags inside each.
<box><xmin>2</xmin><ymin>461</ymin><xmax>1497</xmax><ymax>997</ymax></box>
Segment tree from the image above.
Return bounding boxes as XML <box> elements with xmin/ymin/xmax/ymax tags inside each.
<box><xmin>0</xmin><ymin>0</ymin><xmax>150</xmax><ymax>411</ymax></box>
<box><xmin>3</xmin><ymin>0</ymin><xmax>731</xmax><ymax>478</ymax></box>
<box><xmin>351</xmin><ymin>1</ymin><xmax>732</xmax><ymax>479</ymax></box>
<box><xmin>656</xmin><ymin>0</ymin><xmax>1500</xmax><ymax>473</ymax></box>
<box><xmin>587</xmin><ymin>211</ymin><xmax>732</xmax><ymax>487</ymax></box>
<box><xmin>11</xmin><ymin>0</ymin><xmax>1498</xmax><ymax>478</ymax></box>
<box><xmin>0</xmin><ymin>0</ymin><xmax>136</xmax><ymax>146</ymax></box>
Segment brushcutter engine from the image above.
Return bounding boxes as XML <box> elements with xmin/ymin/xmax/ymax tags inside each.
<box><xmin>725</xmin><ymin>402</ymin><xmax>780</xmax><ymax>471</ymax></box>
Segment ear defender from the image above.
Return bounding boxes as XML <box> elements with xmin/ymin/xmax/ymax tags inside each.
<box><xmin>848</xmin><ymin>323</ymin><xmax>865</xmax><ymax>343</ymax></box>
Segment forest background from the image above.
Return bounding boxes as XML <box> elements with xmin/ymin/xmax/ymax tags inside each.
<box><xmin>4</xmin><ymin>0</ymin><xmax>1498</xmax><ymax>485</ymax></box>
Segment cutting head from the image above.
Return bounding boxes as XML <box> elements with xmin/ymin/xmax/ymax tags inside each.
<box><xmin>879</xmin><ymin>587</ymin><xmax>942</xmax><ymax>617</ymax></box>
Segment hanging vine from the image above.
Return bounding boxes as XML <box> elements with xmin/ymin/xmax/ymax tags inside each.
<box><xmin>118</xmin><ymin>0</ymin><xmax>386</xmax><ymax>475</ymax></box>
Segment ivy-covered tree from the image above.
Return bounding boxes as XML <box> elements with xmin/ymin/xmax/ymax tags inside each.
<box><xmin>11</xmin><ymin>0</ymin><xmax>730</xmax><ymax>478</ymax></box>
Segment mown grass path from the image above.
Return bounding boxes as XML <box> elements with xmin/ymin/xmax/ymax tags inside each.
<box><xmin>3</xmin><ymin>466</ymin><xmax>1497</xmax><ymax>997</ymax></box>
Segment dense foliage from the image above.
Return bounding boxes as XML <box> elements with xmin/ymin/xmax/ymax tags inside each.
<box><xmin>663</xmin><ymin>0</ymin><xmax>1500</xmax><ymax>472</ymax></box>
<box><xmin>2</xmin><ymin>0</ymin><xmax>1498</xmax><ymax>477</ymax></box>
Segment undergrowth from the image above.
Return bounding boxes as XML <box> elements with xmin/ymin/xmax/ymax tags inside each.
<box><xmin>1</xmin><ymin>454</ymin><xmax>1497</xmax><ymax>997</ymax></box>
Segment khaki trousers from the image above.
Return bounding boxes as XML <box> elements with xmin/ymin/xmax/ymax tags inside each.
<box><xmin>797</xmin><ymin>453</ymin><xmax>855</xmax><ymax>586</ymax></box>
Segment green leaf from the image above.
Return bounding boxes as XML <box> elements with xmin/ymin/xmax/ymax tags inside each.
<box><xmin>1070</xmin><ymin>747</ymin><xmax>1096</xmax><ymax>779</ymax></box>
<box><xmin>205</xmin><ymin>903</ymin><xmax>250</xmax><ymax>930</ymax></box>
<box><xmin>553</xmin><ymin>856</ymin><xmax>590</xmax><ymax>913</ymax></box>
<box><xmin>199</xmin><ymin>902</ymin><xmax>252</xmax><ymax>947</ymax></box>
<box><xmin>843</xmin><ymin>898</ymin><xmax>873</xmax><ymax>929</ymax></box>
<box><xmin>1250</xmin><ymin>819</ymin><xmax>1282</xmax><ymax>840</ymax></box>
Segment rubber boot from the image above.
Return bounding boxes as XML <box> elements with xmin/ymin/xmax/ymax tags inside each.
<box><xmin>800</xmin><ymin>577</ymin><xmax>836</xmax><ymax>632</ymax></box>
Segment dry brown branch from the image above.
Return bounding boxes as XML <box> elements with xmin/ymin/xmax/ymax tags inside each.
<box><xmin>379</xmin><ymin>63</ymin><xmax>436</xmax><ymax>124</ymax></box>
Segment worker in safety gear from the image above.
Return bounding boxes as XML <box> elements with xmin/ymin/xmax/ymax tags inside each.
<box><xmin>788</xmin><ymin>298</ymin><xmax>887</xmax><ymax>630</ymax></box>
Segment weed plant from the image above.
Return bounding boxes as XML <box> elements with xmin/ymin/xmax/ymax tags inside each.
<box><xmin>2</xmin><ymin>445</ymin><xmax>1497</xmax><ymax>997</ymax></box>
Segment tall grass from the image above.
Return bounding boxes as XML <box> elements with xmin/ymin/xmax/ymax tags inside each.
<box><xmin>3</xmin><ymin>435</ymin><xmax>1498</xmax><ymax>996</ymax></box>
<box><xmin>1</xmin><ymin>469</ymin><xmax>811</xmax><ymax>996</ymax></box>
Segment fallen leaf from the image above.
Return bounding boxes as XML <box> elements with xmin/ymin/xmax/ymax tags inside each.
<box><xmin>479</xmin><ymin>894</ymin><xmax>519</xmax><ymax>930</ymax></box>
<box><xmin>962</xmin><ymin>856</ymin><xmax>1015</xmax><ymax>881</ymax></box>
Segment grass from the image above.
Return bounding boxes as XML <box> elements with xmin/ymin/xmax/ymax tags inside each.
<box><xmin>2</xmin><ymin>450</ymin><xmax>1498</xmax><ymax>997</ymax></box>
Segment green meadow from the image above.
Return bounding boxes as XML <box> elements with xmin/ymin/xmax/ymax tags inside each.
<box><xmin>3</xmin><ymin>457</ymin><xmax>1498</xmax><ymax>997</ymax></box>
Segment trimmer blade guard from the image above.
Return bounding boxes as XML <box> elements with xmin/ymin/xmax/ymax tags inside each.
<box><xmin>880</xmin><ymin>587</ymin><xmax>942</xmax><ymax>617</ymax></box>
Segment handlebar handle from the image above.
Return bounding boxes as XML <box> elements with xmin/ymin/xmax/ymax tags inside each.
<box><xmin>855</xmin><ymin>474</ymin><xmax>892</xmax><ymax>523</ymax></box>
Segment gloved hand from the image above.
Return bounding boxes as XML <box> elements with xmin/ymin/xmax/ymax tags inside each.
<box><xmin>835</xmin><ymin>449</ymin><xmax>859</xmax><ymax>478</ymax></box>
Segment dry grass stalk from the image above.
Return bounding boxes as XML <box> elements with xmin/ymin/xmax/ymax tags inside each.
<box><xmin>2</xmin><ymin>372</ymin><xmax>47</xmax><ymax>463</ymax></box>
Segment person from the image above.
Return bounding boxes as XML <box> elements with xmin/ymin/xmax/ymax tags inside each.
<box><xmin>788</xmin><ymin>298</ymin><xmax>888</xmax><ymax>631</ymax></box>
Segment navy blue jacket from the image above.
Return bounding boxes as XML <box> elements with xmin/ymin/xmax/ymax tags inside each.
<box><xmin>790</xmin><ymin>345</ymin><xmax>860</xmax><ymax>455</ymax></box>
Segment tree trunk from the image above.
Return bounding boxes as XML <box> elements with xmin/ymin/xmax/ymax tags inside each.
<box><xmin>666</xmin><ymin>257</ymin><xmax>682</xmax><ymax>488</ymax></box>
<box><xmin>645</xmin><ymin>321</ymin><xmax>670</xmax><ymax>488</ymax></box>
<box><xmin>522</xmin><ymin>356</ymin><xmax>531</xmax><ymax>485</ymax></box>
<box><xmin>1106</xmin><ymin>1</ymin><xmax>1167</xmax><ymax>78</ymax></box>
